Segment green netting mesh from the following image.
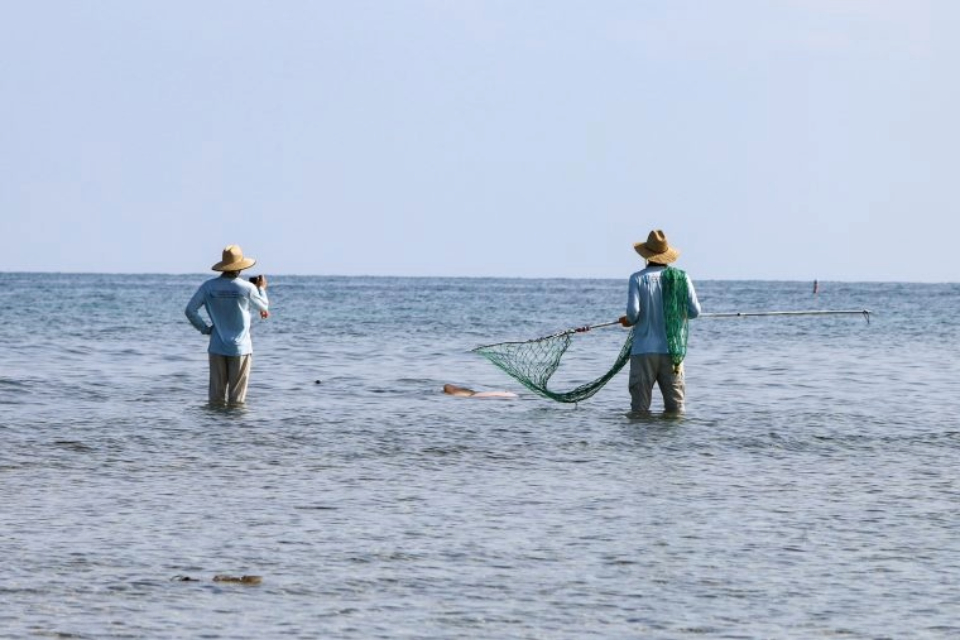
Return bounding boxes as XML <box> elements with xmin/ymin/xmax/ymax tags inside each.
<box><xmin>472</xmin><ymin>329</ymin><xmax>634</xmax><ymax>404</ymax></box>
<box><xmin>472</xmin><ymin>267</ymin><xmax>692</xmax><ymax>402</ymax></box>
<box><xmin>661</xmin><ymin>266</ymin><xmax>691</xmax><ymax>371</ymax></box>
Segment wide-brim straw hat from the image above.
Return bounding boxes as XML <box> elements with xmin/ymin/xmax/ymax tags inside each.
<box><xmin>633</xmin><ymin>229</ymin><xmax>680</xmax><ymax>264</ymax></box>
<box><xmin>212</xmin><ymin>244</ymin><xmax>257</xmax><ymax>271</ymax></box>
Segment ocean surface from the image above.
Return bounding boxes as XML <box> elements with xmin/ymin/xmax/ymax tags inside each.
<box><xmin>2</xmin><ymin>273</ymin><xmax>959</xmax><ymax>639</ymax></box>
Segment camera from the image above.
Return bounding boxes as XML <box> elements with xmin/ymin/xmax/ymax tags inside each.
<box><xmin>249</xmin><ymin>275</ymin><xmax>263</xmax><ymax>286</ymax></box>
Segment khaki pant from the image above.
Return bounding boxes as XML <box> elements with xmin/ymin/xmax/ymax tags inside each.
<box><xmin>628</xmin><ymin>353</ymin><xmax>685</xmax><ymax>414</ymax></box>
<box><xmin>209</xmin><ymin>354</ymin><xmax>252</xmax><ymax>406</ymax></box>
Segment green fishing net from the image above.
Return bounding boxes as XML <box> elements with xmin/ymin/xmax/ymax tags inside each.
<box><xmin>473</xmin><ymin>266</ymin><xmax>692</xmax><ymax>403</ymax></box>
<box><xmin>472</xmin><ymin>329</ymin><xmax>634</xmax><ymax>404</ymax></box>
<box><xmin>661</xmin><ymin>266</ymin><xmax>691</xmax><ymax>372</ymax></box>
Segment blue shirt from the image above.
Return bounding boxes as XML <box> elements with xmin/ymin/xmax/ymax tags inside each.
<box><xmin>185</xmin><ymin>275</ymin><xmax>269</xmax><ymax>356</ymax></box>
<box><xmin>625</xmin><ymin>265</ymin><xmax>701</xmax><ymax>355</ymax></box>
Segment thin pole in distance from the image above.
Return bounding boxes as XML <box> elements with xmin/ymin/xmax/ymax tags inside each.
<box><xmin>700</xmin><ymin>309</ymin><xmax>872</xmax><ymax>324</ymax></box>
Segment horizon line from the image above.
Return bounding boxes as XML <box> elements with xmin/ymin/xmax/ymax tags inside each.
<box><xmin>0</xmin><ymin>270</ymin><xmax>956</xmax><ymax>285</ymax></box>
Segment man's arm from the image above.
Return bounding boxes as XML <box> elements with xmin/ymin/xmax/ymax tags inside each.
<box><xmin>185</xmin><ymin>285</ymin><xmax>212</xmax><ymax>334</ymax></box>
<box><xmin>686</xmin><ymin>275</ymin><xmax>702</xmax><ymax>319</ymax></box>
<box><xmin>624</xmin><ymin>274</ymin><xmax>641</xmax><ymax>326</ymax></box>
<box><xmin>248</xmin><ymin>275</ymin><xmax>269</xmax><ymax>318</ymax></box>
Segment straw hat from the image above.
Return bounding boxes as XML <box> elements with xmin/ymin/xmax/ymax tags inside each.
<box><xmin>211</xmin><ymin>244</ymin><xmax>257</xmax><ymax>272</ymax></box>
<box><xmin>633</xmin><ymin>230</ymin><xmax>680</xmax><ymax>264</ymax></box>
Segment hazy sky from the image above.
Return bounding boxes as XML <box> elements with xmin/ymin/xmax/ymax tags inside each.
<box><xmin>2</xmin><ymin>1</ymin><xmax>956</xmax><ymax>281</ymax></box>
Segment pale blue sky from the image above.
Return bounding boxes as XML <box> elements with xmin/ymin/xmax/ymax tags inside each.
<box><xmin>2</xmin><ymin>1</ymin><xmax>956</xmax><ymax>281</ymax></box>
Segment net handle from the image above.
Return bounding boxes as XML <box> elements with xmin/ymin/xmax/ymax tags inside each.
<box><xmin>562</xmin><ymin>319</ymin><xmax>622</xmax><ymax>335</ymax></box>
<box><xmin>472</xmin><ymin>319</ymin><xmax>623</xmax><ymax>351</ymax></box>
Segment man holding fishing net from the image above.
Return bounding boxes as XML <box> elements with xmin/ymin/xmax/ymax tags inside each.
<box><xmin>471</xmin><ymin>231</ymin><xmax>866</xmax><ymax>409</ymax></box>
<box><xmin>621</xmin><ymin>230</ymin><xmax>701</xmax><ymax>416</ymax></box>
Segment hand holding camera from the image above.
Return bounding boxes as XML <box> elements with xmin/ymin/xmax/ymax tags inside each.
<box><xmin>248</xmin><ymin>275</ymin><xmax>270</xmax><ymax>319</ymax></box>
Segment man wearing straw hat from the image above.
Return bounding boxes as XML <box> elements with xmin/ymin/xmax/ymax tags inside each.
<box><xmin>185</xmin><ymin>245</ymin><xmax>270</xmax><ymax>406</ymax></box>
<box><xmin>620</xmin><ymin>230</ymin><xmax>701</xmax><ymax>416</ymax></box>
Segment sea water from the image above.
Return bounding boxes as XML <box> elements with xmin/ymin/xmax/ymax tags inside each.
<box><xmin>1</xmin><ymin>273</ymin><xmax>959</xmax><ymax>639</ymax></box>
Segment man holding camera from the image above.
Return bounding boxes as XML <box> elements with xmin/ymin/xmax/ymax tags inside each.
<box><xmin>185</xmin><ymin>245</ymin><xmax>269</xmax><ymax>406</ymax></box>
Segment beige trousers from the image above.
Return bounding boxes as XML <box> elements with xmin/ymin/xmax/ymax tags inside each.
<box><xmin>209</xmin><ymin>354</ymin><xmax>252</xmax><ymax>406</ymax></box>
<box><xmin>628</xmin><ymin>354</ymin><xmax>685</xmax><ymax>414</ymax></box>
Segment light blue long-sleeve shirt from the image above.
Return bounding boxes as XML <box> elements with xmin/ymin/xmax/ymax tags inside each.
<box><xmin>625</xmin><ymin>265</ymin><xmax>701</xmax><ymax>355</ymax></box>
<box><xmin>185</xmin><ymin>275</ymin><xmax>269</xmax><ymax>356</ymax></box>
